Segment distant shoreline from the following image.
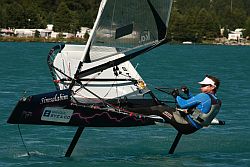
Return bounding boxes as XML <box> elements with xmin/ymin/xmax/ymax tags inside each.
<box><xmin>0</xmin><ymin>36</ymin><xmax>87</xmax><ymax>44</ymax></box>
<box><xmin>1</xmin><ymin>36</ymin><xmax>250</xmax><ymax>46</ymax></box>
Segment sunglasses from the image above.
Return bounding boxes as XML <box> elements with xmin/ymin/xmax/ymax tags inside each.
<box><xmin>200</xmin><ymin>84</ymin><xmax>211</xmax><ymax>87</ymax></box>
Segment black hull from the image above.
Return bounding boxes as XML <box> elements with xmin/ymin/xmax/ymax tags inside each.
<box><xmin>7</xmin><ymin>89</ymin><xmax>156</xmax><ymax>127</ymax></box>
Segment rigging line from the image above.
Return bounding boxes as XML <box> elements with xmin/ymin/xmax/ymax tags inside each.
<box><xmin>110</xmin><ymin>0</ymin><xmax>117</xmax><ymax>46</ymax></box>
<box><xmin>115</xmin><ymin>77</ymin><xmax>119</xmax><ymax>102</ymax></box>
<box><xmin>145</xmin><ymin>81</ymin><xmax>168</xmax><ymax>89</ymax></box>
<box><xmin>116</xmin><ymin>71</ymin><xmax>133</xmax><ymax>80</ymax></box>
<box><xmin>51</xmin><ymin>63</ymin><xmax>73</xmax><ymax>80</ymax></box>
<box><xmin>114</xmin><ymin>77</ymin><xmax>123</xmax><ymax>109</ymax></box>
<box><xmin>75</xmin><ymin>83</ymin><xmax>107</xmax><ymax>106</ymax></box>
<box><xmin>71</xmin><ymin>91</ymin><xmax>104</xmax><ymax>107</ymax></box>
<box><xmin>50</xmin><ymin>50</ymin><xmax>71</xmax><ymax>79</ymax></box>
<box><xmin>78</xmin><ymin>83</ymin><xmax>131</xmax><ymax>113</ymax></box>
<box><xmin>84</xmin><ymin>71</ymin><xmax>102</xmax><ymax>86</ymax></box>
<box><xmin>62</xmin><ymin>59</ymin><xmax>65</xmax><ymax>73</ymax></box>
<box><xmin>74</xmin><ymin>93</ymin><xmax>103</xmax><ymax>104</ymax></box>
<box><xmin>73</xmin><ymin>82</ymin><xmax>133</xmax><ymax>114</ymax></box>
<box><xmin>103</xmin><ymin>76</ymin><xmax>117</xmax><ymax>98</ymax></box>
<box><xmin>120</xmin><ymin>74</ymin><xmax>133</xmax><ymax>80</ymax></box>
<box><xmin>73</xmin><ymin>91</ymin><xmax>133</xmax><ymax>115</ymax></box>
<box><xmin>68</xmin><ymin>62</ymin><xmax>71</xmax><ymax>77</ymax></box>
<box><xmin>17</xmin><ymin>124</ymin><xmax>30</xmax><ymax>157</ymax></box>
<box><xmin>77</xmin><ymin>42</ymin><xmax>161</xmax><ymax>79</ymax></box>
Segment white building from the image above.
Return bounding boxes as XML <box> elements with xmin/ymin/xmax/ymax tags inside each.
<box><xmin>51</xmin><ymin>31</ymin><xmax>59</xmax><ymax>38</ymax></box>
<box><xmin>76</xmin><ymin>27</ymin><xmax>91</xmax><ymax>38</ymax></box>
<box><xmin>13</xmin><ymin>24</ymin><xmax>75</xmax><ymax>39</ymax></box>
<box><xmin>51</xmin><ymin>32</ymin><xmax>75</xmax><ymax>38</ymax></box>
<box><xmin>61</xmin><ymin>32</ymin><xmax>75</xmax><ymax>38</ymax></box>
<box><xmin>228</xmin><ymin>28</ymin><xmax>245</xmax><ymax>41</ymax></box>
<box><xmin>0</xmin><ymin>28</ymin><xmax>14</xmax><ymax>36</ymax></box>
<box><xmin>14</xmin><ymin>24</ymin><xmax>53</xmax><ymax>38</ymax></box>
<box><xmin>47</xmin><ymin>24</ymin><xmax>53</xmax><ymax>31</ymax></box>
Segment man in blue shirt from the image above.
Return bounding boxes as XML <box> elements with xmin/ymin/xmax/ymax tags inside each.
<box><xmin>160</xmin><ymin>75</ymin><xmax>221</xmax><ymax>134</ymax></box>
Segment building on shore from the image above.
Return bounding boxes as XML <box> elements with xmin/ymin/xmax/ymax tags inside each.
<box><xmin>0</xmin><ymin>28</ymin><xmax>14</xmax><ymax>37</ymax></box>
<box><xmin>12</xmin><ymin>25</ymin><xmax>53</xmax><ymax>38</ymax></box>
<box><xmin>76</xmin><ymin>27</ymin><xmax>91</xmax><ymax>38</ymax></box>
<box><xmin>228</xmin><ymin>28</ymin><xmax>245</xmax><ymax>41</ymax></box>
<box><xmin>1</xmin><ymin>25</ymin><xmax>90</xmax><ymax>39</ymax></box>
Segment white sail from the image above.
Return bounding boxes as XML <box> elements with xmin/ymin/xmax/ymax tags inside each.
<box><xmin>88</xmin><ymin>0</ymin><xmax>173</xmax><ymax>62</ymax></box>
<box><xmin>52</xmin><ymin>45</ymin><xmax>149</xmax><ymax>103</ymax></box>
<box><xmin>49</xmin><ymin>0</ymin><xmax>173</xmax><ymax>103</ymax></box>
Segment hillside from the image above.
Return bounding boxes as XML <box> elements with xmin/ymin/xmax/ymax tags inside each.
<box><xmin>1</xmin><ymin>0</ymin><xmax>250</xmax><ymax>42</ymax></box>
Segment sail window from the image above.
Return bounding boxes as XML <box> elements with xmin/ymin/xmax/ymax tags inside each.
<box><xmin>115</xmin><ymin>23</ymin><xmax>134</xmax><ymax>39</ymax></box>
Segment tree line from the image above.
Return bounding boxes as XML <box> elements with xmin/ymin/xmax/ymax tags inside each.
<box><xmin>168</xmin><ymin>0</ymin><xmax>250</xmax><ymax>42</ymax></box>
<box><xmin>0</xmin><ymin>0</ymin><xmax>100</xmax><ymax>33</ymax></box>
<box><xmin>1</xmin><ymin>0</ymin><xmax>250</xmax><ymax>42</ymax></box>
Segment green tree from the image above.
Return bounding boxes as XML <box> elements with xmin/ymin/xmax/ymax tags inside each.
<box><xmin>0</xmin><ymin>5</ymin><xmax>7</xmax><ymax>28</ymax></box>
<box><xmin>54</xmin><ymin>2</ymin><xmax>75</xmax><ymax>32</ymax></box>
<box><xmin>183</xmin><ymin>7</ymin><xmax>200</xmax><ymax>42</ymax></box>
<box><xmin>168</xmin><ymin>8</ymin><xmax>186</xmax><ymax>41</ymax></box>
<box><xmin>243</xmin><ymin>0</ymin><xmax>250</xmax><ymax>15</ymax></box>
<box><xmin>24</xmin><ymin>7</ymin><xmax>44</xmax><ymax>28</ymax></box>
<box><xmin>2</xmin><ymin>0</ymin><xmax>250</xmax><ymax>42</ymax></box>
<box><xmin>222</xmin><ymin>7</ymin><xmax>247</xmax><ymax>30</ymax></box>
<box><xmin>5</xmin><ymin>2</ymin><xmax>25</xmax><ymax>28</ymax></box>
<box><xmin>34</xmin><ymin>30</ymin><xmax>40</xmax><ymax>38</ymax></box>
<box><xmin>195</xmin><ymin>8</ymin><xmax>218</xmax><ymax>39</ymax></box>
<box><xmin>223</xmin><ymin>26</ymin><xmax>229</xmax><ymax>38</ymax></box>
<box><xmin>79</xmin><ymin>10</ymin><xmax>95</xmax><ymax>28</ymax></box>
<box><xmin>244</xmin><ymin>17</ymin><xmax>250</xmax><ymax>38</ymax></box>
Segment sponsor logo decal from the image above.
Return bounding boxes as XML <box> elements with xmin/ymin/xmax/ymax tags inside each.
<box><xmin>162</xmin><ymin>111</ymin><xmax>173</xmax><ymax>120</ymax></box>
<box><xmin>41</xmin><ymin>107</ymin><xmax>73</xmax><ymax>123</ymax></box>
<box><xmin>40</xmin><ymin>93</ymin><xmax>68</xmax><ymax>104</ymax></box>
<box><xmin>139</xmin><ymin>30</ymin><xmax>151</xmax><ymax>43</ymax></box>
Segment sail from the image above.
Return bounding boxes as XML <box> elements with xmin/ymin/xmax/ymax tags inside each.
<box><xmin>87</xmin><ymin>0</ymin><xmax>172</xmax><ymax>62</ymax></box>
<box><xmin>50</xmin><ymin>44</ymin><xmax>151</xmax><ymax>101</ymax></box>
<box><xmin>78</xmin><ymin>0</ymin><xmax>173</xmax><ymax>77</ymax></box>
<box><xmin>47</xmin><ymin>0</ymin><xmax>173</xmax><ymax>102</ymax></box>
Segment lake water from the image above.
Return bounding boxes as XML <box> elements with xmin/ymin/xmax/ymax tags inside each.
<box><xmin>0</xmin><ymin>42</ymin><xmax>250</xmax><ymax>167</ymax></box>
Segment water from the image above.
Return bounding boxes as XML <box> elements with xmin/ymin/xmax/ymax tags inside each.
<box><xmin>0</xmin><ymin>42</ymin><xmax>250</xmax><ymax>167</ymax></box>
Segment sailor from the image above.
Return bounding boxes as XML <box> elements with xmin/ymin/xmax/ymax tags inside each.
<box><xmin>159</xmin><ymin>75</ymin><xmax>222</xmax><ymax>134</ymax></box>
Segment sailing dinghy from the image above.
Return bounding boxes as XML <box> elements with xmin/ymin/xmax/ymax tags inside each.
<box><xmin>7</xmin><ymin>0</ymin><xmax>224</xmax><ymax>157</ymax></box>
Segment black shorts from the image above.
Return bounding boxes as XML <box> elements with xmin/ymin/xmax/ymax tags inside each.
<box><xmin>151</xmin><ymin>105</ymin><xmax>198</xmax><ymax>135</ymax></box>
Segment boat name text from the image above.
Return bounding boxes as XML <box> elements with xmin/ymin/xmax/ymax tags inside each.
<box><xmin>41</xmin><ymin>93</ymin><xmax>68</xmax><ymax>104</ymax></box>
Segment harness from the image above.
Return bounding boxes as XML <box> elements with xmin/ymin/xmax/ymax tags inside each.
<box><xmin>189</xmin><ymin>94</ymin><xmax>222</xmax><ymax>127</ymax></box>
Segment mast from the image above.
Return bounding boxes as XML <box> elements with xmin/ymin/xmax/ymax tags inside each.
<box><xmin>74</xmin><ymin>0</ymin><xmax>107</xmax><ymax>79</ymax></box>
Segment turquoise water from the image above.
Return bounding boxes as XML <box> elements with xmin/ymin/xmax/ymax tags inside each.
<box><xmin>0</xmin><ymin>42</ymin><xmax>250</xmax><ymax>167</ymax></box>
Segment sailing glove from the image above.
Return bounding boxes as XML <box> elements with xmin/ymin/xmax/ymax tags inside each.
<box><xmin>171</xmin><ymin>89</ymin><xmax>179</xmax><ymax>98</ymax></box>
<box><xmin>181</xmin><ymin>86</ymin><xmax>189</xmax><ymax>95</ymax></box>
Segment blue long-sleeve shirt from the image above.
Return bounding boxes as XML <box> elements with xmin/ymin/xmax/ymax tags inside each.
<box><xmin>176</xmin><ymin>93</ymin><xmax>211</xmax><ymax>113</ymax></box>
<box><xmin>176</xmin><ymin>93</ymin><xmax>216</xmax><ymax>129</ymax></box>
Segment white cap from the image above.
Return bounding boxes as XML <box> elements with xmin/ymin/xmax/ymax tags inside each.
<box><xmin>198</xmin><ymin>77</ymin><xmax>216</xmax><ymax>87</ymax></box>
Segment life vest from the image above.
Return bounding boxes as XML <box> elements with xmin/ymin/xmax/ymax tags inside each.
<box><xmin>189</xmin><ymin>94</ymin><xmax>222</xmax><ymax>127</ymax></box>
